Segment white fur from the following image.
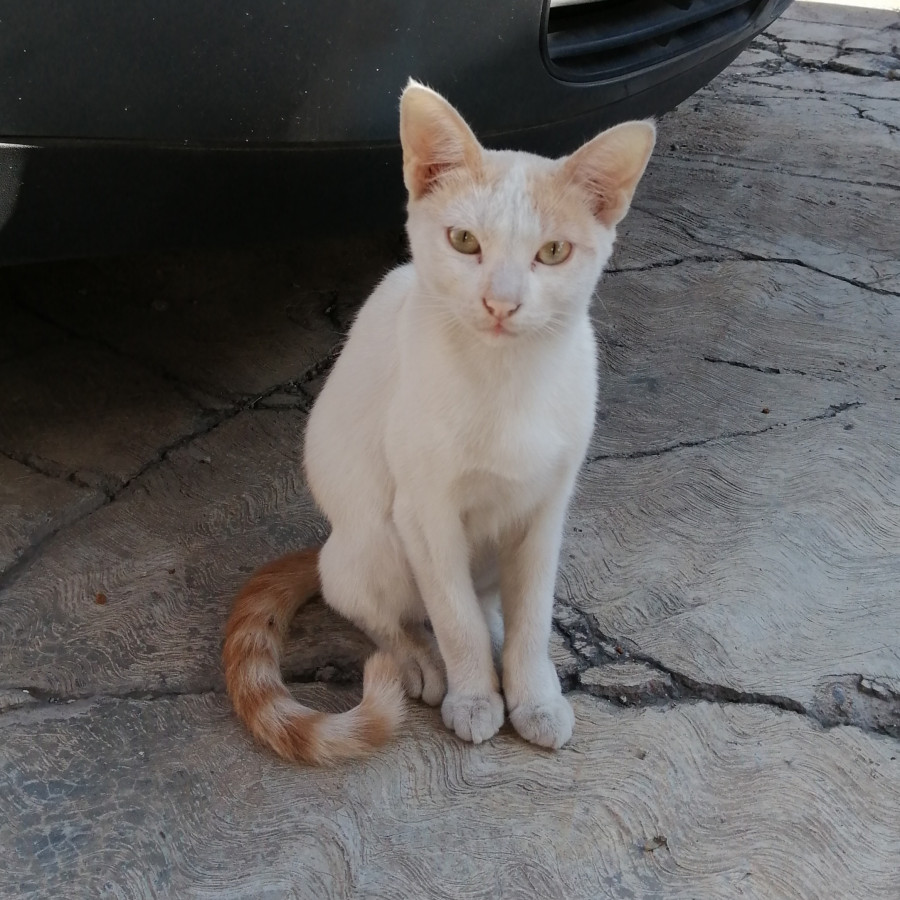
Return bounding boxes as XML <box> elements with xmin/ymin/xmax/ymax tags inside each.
<box><xmin>304</xmin><ymin>82</ymin><xmax>654</xmax><ymax>748</ymax></box>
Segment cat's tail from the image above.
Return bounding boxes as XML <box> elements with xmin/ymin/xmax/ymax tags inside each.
<box><xmin>223</xmin><ymin>547</ymin><xmax>406</xmax><ymax>765</ymax></box>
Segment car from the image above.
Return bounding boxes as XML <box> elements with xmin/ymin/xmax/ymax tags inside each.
<box><xmin>0</xmin><ymin>0</ymin><xmax>793</xmax><ymax>264</ymax></box>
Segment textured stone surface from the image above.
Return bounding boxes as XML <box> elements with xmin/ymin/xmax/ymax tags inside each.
<box><xmin>1</xmin><ymin>695</ymin><xmax>898</xmax><ymax>900</ymax></box>
<box><xmin>1</xmin><ymin>4</ymin><xmax>899</xmax><ymax>897</ymax></box>
<box><xmin>0</xmin><ymin>455</ymin><xmax>102</xmax><ymax>573</ymax></box>
<box><xmin>5</xmin><ymin>234</ymin><xmax>401</xmax><ymax>401</ymax></box>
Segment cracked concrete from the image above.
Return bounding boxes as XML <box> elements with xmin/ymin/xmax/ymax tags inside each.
<box><xmin>554</xmin><ymin>596</ymin><xmax>900</xmax><ymax>739</ymax></box>
<box><xmin>1</xmin><ymin>4</ymin><xmax>899</xmax><ymax>898</ymax></box>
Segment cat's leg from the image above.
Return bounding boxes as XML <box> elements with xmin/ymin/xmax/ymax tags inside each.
<box><xmin>319</xmin><ymin>530</ymin><xmax>446</xmax><ymax>706</ymax></box>
<box><xmin>479</xmin><ymin>593</ymin><xmax>505</xmax><ymax>669</ymax></box>
<box><xmin>395</xmin><ymin>621</ymin><xmax>446</xmax><ymax>707</ymax></box>
<box><xmin>394</xmin><ymin>492</ymin><xmax>504</xmax><ymax>744</ymax></box>
<box><xmin>499</xmin><ymin>492</ymin><xmax>575</xmax><ymax>750</ymax></box>
<box><xmin>473</xmin><ymin>557</ymin><xmax>504</xmax><ymax>669</ymax></box>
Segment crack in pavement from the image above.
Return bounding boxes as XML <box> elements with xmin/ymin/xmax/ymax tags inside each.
<box><xmin>755</xmin><ymin>26</ymin><xmax>900</xmax><ymax>78</ymax></box>
<box><xmin>858</xmin><ymin>110</ymin><xmax>900</xmax><ymax>136</ymax></box>
<box><xmin>6</xmin><ymin>623</ymin><xmax>896</xmax><ymax>739</ymax></box>
<box><xmin>605</xmin><ymin>253</ymin><xmax>738</xmax><ymax>275</ymax></box>
<box><xmin>722</xmin><ymin>251</ymin><xmax>900</xmax><ymax>299</ymax></box>
<box><xmin>7</xmin><ymin>288</ymin><xmax>230</xmax><ymax>414</ymax></box>
<box><xmin>554</xmin><ymin>604</ymin><xmax>899</xmax><ymax>739</ymax></box>
<box><xmin>0</xmin><ymin>345</ymin><xmax>341</xmax><ymax>593</ymax></box>
<box><xmin>827</xmin><ymin>57</ymin><xmax>900</xmax><ymax>79</ymax></box>
<box><xmin>628</xmin><ymin>208</ymin><xmax>900</xmax><ymax>298</ymax></box>
<box><xmin>702</xmin><ymin>356</ymin><xmax>809</xmax><ymax>377</ymax></box>
<box><xmin>1</xmin><ymin>685</ymin><xmax>225</xmax><ymax>708</ymax></box>
<box><xmin>589</xmin><ymin>427</ymin><xmax>780</xmax><ymax>463</ymax></box>
<box><xmin>587</xmin><ymin>402</ymin><xmax>863</xmax><ymax>464</ymax></box>
<box><xmin>743</xmin><ymin>75</ymin><xmax>900</xmax><ymax>105</ymax></box>
<box><xmin>0</xmin><ymin>665</ymin><xmax>364</xmax><ymax>716</ymax></box>
<box><xmin>661</xmin><ymin>154</ymin><xmax>900</xmax><ymax>194</ymax></box>
<box><xmin>0</xmin><ymin>447</ymin><xmax>100</xmax><ymax>492</ymax></box>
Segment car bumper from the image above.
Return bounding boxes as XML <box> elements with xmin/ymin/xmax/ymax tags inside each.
<box><xmin>0</xmin><ymin>0</ymin><xmax>792</xmax><ymax>263</ymax></box>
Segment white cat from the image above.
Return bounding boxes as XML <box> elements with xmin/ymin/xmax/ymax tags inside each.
<box><xmin>223</xmin><ymin>80</ymin><xmax>655</xmax><ymax>764</ymax></box>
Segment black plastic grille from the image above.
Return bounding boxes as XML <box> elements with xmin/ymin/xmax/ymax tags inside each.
<box><xmin>545</xmin><ymin>0</ymin><xmax>765</xmax><ymax>82</ymax></box>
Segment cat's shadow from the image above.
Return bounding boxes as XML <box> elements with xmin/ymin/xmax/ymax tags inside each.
<box><xmin>281</xmin><ymin>596</ymin><xmax>373</xmax><ymax>687</ymax></box>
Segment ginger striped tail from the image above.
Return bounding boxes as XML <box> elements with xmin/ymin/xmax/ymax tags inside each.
<box><xmin>223</xmin><ymin>547</ymin><xmax>406</xmax><ymax>765</ymax></box>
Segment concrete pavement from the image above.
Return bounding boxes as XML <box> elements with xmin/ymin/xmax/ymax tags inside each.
<box><xmin>1</xmin><ymin>3</ymin><xmax>898</xmax><ymax>897</ymax></box>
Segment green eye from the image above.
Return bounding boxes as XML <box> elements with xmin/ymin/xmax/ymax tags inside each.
<box><xmin>448</xmin><ymin>227</ymin><xmax>481</xmax><ymax>255</ymax></box>
<box><xmin>536</xmin><ymin>240</ymin><xmax>572</xmax><ymax>265</ymax></box>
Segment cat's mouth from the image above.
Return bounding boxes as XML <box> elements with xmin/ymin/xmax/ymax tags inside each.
<box><xmin>481</xmin><ymin>319</ymin><xmax>518</xmax><ymax>340</ymax></box>
<box><xmin>471</xmin><ymin>308</ymin><xmax>524</xmax><ymax>342</ymax></box>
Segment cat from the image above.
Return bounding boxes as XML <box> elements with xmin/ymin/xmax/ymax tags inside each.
<box><xmin>223</xmin><ymin>80</ymin><xmax>655</xmax><ymax>765</ymax></box>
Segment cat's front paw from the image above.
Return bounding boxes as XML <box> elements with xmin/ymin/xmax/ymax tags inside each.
<box><xmin>509</xmin><ymin>695</ymin><xmax>574</xmax><ymax>749</ymax></box>
<box><xmin>441</xmin><ymin>691</ymin><xmax>504</xmax><ymax>744</ymax></box>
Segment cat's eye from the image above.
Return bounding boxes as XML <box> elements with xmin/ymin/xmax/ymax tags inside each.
<box><xmin>448</xmin><ymin>227</ymin><xmax>481</xmax><ymax>255</ymax></box>
<box><xmin>536</xmin><ymin>240</ymin><xmax>572</xmax><ymax>266</ymax></box>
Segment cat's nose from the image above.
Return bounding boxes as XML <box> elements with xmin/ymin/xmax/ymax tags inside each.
<box><xmin>482</xmin><ymin>296</ymin><xmax>521</xmax><ymax>320</ymax></box>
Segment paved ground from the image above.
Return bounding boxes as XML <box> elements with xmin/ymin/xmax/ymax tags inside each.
<box><xmin>2</xmin><ymin>3</ymin><xmax>899</xmax><ymax>898</ymax></box>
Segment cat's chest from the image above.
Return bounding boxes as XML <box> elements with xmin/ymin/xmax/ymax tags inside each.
<box><xmin>449</xmin><ymin>403</ymin><xmax>587</xmax><ymax>543</ymax></box>
<box><xmin>449</xmin><ymin>349</ymin><xmax>594</xmax><ymax>470</ymax></box>
<box><xmin>458</xmin><ymin>400</ymin><xmax>571</xmax><ymax>478</ymax></box>
<box><xmin>429</xmin><ymin>368</ymin><xmax>594</xmax><ymax>500</ymax></box>
<box><xmin>456</xmin><ymin>466</ymin><xmax>544</xmax><ymax>544</ymax></box>
<box><xmin>388</xmin><ymin>323</ymin><xmax>597</xmax><ymax>502</ymax></box>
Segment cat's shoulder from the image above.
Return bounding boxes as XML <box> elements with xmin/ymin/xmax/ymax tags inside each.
<box><xmin>367</xmin><ymin>262</ymin><xmax>415</xmax><ymax>309</ymax></box>
<box><xmin>344</xmin><ymin>262</ymin><xmax>416</xmax><ymax>355</ymax></box>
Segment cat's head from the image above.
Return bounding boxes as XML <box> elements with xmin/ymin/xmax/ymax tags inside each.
<box><xmin>399</xmin><ymin>80</ymin><xmax>655</xmax><ymax>345</ymax></box>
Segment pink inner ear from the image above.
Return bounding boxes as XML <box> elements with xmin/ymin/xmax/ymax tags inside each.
<box><xmin>418</xmin><ymin>162</ymin><xmax>453</xmax><ymax>197</ymax></box>
<box><xmin>584</xmin><ymin>181</ymin><xmax>614</xmax><ymax>219</ymax></box>
<box><xmin>571</xmin><ymin>167</ymin><xmax>621</xmax><ymax>224</ymax></box>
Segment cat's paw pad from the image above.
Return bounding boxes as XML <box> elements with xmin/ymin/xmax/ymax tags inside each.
<box><xmin>398</xmin><ymin>654</ymin><xmax>447</xmax><ymax>707</ymax></box>
<box><xmin>509</xmin><ymin>696</ymin><xmax>574</xmax><ymax>749</ymax></box>
<box><xmin>441</xmin><ymin>691</ymin><xmax>504</xmax><ymax>744</ymax></box>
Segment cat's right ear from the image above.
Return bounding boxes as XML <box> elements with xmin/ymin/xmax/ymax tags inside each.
<box><xmin>400</xmin><ymin>80</ymin><xmax>482</xmax><ymax>200</ymax></box>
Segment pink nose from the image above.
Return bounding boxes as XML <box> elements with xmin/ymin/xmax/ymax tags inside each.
<box><xmin>482</xmin><ymin>296</ymin><xmax>521</xmax><ymax>320</ymax></box>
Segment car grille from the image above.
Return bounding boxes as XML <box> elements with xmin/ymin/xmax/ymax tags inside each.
<box><xmin>544</xmin><ymin>0</ymin><xmax>766</xmax><ymax>82</ymax></box>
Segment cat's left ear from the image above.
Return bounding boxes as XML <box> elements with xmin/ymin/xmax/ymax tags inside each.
<box><xmin>561</xmin><ymin>120</ymin><xmax>656</xmax><ymax>228</ymax></box>
<box><xmin>400</xmin><ymin>79</ymin><xmax>483</xmax><ymax>200</ymax></box>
